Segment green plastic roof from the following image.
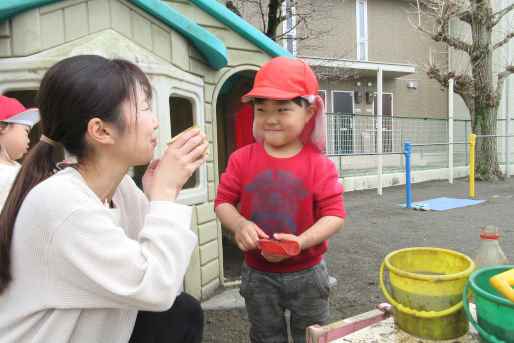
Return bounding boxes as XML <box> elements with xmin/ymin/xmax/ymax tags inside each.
<box><xmin>0</xmin><ymin>0</ymin><xmax>293</xmax><ymax>69</ymax></box>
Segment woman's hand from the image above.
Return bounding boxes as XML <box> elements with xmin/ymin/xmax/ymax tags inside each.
<box><xmin>142</xmin><ymin>159</ymin><xmax>160</xmax><ymax>199</ymax></box>
<box><xmin>150</xmin><ymin>128</ymin><xmax>209</xmax><ymax>202</ymax></box>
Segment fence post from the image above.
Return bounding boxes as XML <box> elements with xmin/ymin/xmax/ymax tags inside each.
<box><xmin>469</xmin><ymin>134</ymin><xmax>476</xmax><ymax>197</ymax></box>
<box><xmin>448</xmin><ymin>78</ymin><xmax>454</xmax><ymax>184</ymax></box>
<box><xmin>405</xmin><ymin>142</ymin><xmax>412</xmax><ymax>208</ymax></box>
<box><xmin>377</xmin><ymin>67</ymin><xmax>383</xmax><ymax>196</ymax></box>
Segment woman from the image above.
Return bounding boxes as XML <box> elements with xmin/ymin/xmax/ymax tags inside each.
<box><xmin>0</xmin><ymin>55</ymin><xmax>208</xmax><ymax>343</ymax></box>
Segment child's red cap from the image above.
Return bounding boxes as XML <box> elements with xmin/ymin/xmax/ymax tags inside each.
<box><xmin>241</xmin><ymin>57</ymin><xmax>327</xmax><ymax>152</ymax></box>
<box><xmin>241</xmin><ymin>56</ymin><xmax>318</xmax><ymax>102</ymax></box>
<box><xmin>0</xmin><ymin>95</ymin><xmax>40</xmax><ymax>128</ymax></box>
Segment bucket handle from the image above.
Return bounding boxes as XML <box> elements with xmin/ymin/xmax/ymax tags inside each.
<box><xmin>379</xmin><ymin>261</ymin><xmax>465</xmax><ymax>319</ymax></box>
<box><xmin>462</xmin><ymin>281</ymin><xmax>507</xmax><ymax>343</ymax></box>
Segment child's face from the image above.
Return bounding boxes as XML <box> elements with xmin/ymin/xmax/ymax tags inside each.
<box><xmin>253</xmin><ymin>99</ymin><xmax>316</xmax><ymax>152</ymax></box>
<box><xmin>0</xmin><ymin>123</ymin><xmax>31</xmax><ymax>161</ymax></box>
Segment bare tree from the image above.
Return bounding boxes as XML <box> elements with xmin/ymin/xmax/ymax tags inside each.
<box><xmin>409</xmin><ymin>0</ymin><xmax>514</xmax><ymax>181</ymax></box>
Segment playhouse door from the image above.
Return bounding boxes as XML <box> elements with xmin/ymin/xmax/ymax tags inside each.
<box><xmin>235</xmin><ymin>103</ymin><xmax>254</xmax><ymax>149</ymax></box>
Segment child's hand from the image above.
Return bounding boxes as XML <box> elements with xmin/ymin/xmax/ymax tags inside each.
<box><xmin>271</xmin><ymin>233</ymin><xmax>302</xmax><ymax>250</ymax></box>
<box><xmin>234</xmin><ymin>219</ymin><xmax>268</xmax><ymax>252</ymax></box>
<box><xmin>261</xmin><ymin>251</ymin><xmax>290</xmax><ymax>263</ymax></box>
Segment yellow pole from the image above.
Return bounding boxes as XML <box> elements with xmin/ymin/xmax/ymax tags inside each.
<box><xmin>469</xmin><ymin>134</ymin><xmax>476</xmax><ymax>197</ymax></box>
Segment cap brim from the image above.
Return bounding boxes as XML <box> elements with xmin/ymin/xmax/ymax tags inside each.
<box><xmin>3</xmin><ymin>108</ymin><xmax>40</xmax><ymax>128</ymax></box>
<box><xmin>241</xmin><ymin>87</ymin><xmax>301</xmax><ymax>103</ymax></box>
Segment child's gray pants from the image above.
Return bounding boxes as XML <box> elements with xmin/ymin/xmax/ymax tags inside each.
<box><xmin>239</xmin><ymin>259</ymin><xmax>331</xmax><ymax>343</ymax></box>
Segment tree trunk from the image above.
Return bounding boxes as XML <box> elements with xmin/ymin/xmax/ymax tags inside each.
<box><xmin>266</xmin><ymin>0</ymin><xmax>284</xmax><ymax>40</ymax></box>
<box><xmin>470</xmin><ymin>0</ymin><xmax>503</xmax><ymax>181</ymax></box>
<box><xmin>472</xmin><ymin>103</ymin><xmax>502</xmax><ymax>180</ymax></box>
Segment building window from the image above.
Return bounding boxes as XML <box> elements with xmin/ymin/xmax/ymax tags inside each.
<box><xmin>356</xmin><ymin>0</ymin><xmax>368</xmax><ymax>61</ymax></box>
<box><xmin>282</xmin><ymin>0</ymin><xmax>297</xmax><ymax>55</ymax></box>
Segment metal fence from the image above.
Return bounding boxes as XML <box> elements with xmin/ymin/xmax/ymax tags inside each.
<box><xmin>325</xmin><ymin>113</ymin><xmax>514</xmax><ymax>178</ymax></box>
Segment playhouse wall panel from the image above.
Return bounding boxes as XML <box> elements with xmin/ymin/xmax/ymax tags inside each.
<box><xmin>200</xmin><ymin>240</ymin><xmax>218</xmax><ymax>265</ymax></box>
<box><xmin>153</xmin><ymin>25</ymin><xmax>172</xmax><ymax>62</ymax></box>
<box><xmin>88</xmin><ymin>0</ymin><xmax>111</xmax><ymax>33</ymax></box>
<box><xmin>64</xmin><ymin>3</ymin><xmax>89</xmax><ymax>41</ymax></box>
<box><xmin>196</xmin><ymin>202</ymin><xmax>217</xmax><ymax>224</ymax></box>
<box><xmin>164</xmin><ymin>2</ymin><xmax>222</xmax><ymax>29</ymax></box>
<box><xmin>204</xmin><ymin>103</ymin><xmax>213</xmax><ymax>122</ymax></box>
<box><xmin>200</xmin><ymin>259</ymin><xmax>219</xmax><ymax>285</ymax></box>
<box><xmin>0</xmin><ymin>19</ymin><xmax>9</xmax><ymax>57</ymax></box>
<box><xmin>132</xmin><ymin>12</ymin><xmax>153</xmax><ymax>51</ymax></box>
<box><xmin>171</xmin><ymin>30</ymin><xmax>190</xmax><ymax>71</ymax></box>
<box><xmin>226</xmin><ymin>50</ymin><xmax>270</xmax><ymax>67</ymax></box>
<box><xmin>198</xmin><ymin>221</ymin><xmax>218</xmax><ymax>245</ymax></box>
<box><xmin>207</xmin><ymin>181</ymin><xmax>215</xmax><ymax>202</ymax></box>
<box><xmin>183</xmin><ymin>205</ymin><xmax>201</xmax><ymax>299</ymax></box>
<box><xmin>207</xmin><ymin>162</ymin><xmax>215</xmax><ymax>182</ymax></box>
<box><xmin>12</xmin><ymin>10</ymin><xmax>41</xmax><ymax>56</ymax></box>
<box><xmin>40</xmin><ymin>11</ymin><xmax>65</xmax><ymax>50</ymax></box>
<box><xmin>111</xmin><ymin>0</ymin><xmax>132</xmax><ymax>38</ymax></box>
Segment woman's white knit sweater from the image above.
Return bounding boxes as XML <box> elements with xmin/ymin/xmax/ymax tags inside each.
<box><xmin>0</xmin><ymin>167</ymin><xmax>197</xmax><ymax>343</ymax></box>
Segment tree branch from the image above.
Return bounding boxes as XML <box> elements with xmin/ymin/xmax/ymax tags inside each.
<box><xmin>494</xmin><ymin>64</ymin><xmax>514</xmax><ymax>104</ymax></box>
<box><xmin>491</xmin><ymin>31</ymin><xmax>514</xmax><ymax>51</ymax></box>
<box><xmin>491</xmin><ymin>2</ymin><xmax>514</xmax><ymax>27</ymax></box>
<box><xmin>408</xmin><ymin>0</ymin><xmax>473</xmax><ymax>54</ymax></box>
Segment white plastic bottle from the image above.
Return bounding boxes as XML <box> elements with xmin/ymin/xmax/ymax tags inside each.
<box><xmin>473</xmin><ymin>225</ymin><xmax>508</xmax><ymax>270</ymax></box>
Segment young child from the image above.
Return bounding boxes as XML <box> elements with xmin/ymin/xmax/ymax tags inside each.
<box><xmin>214</xmin><ymin>56</ymin><xmax>346</xmax><ymax>343</ymax></box>
<box><xmin>0</xmin><ymin>95</ymin><xmax>40</xmax><ymax>209</ymax></box>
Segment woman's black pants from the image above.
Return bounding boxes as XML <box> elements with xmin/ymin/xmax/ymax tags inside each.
<box><xmin>129</xmin><ymin>292</ymin><xmax>204</xmax><ymax>343</ymax></box>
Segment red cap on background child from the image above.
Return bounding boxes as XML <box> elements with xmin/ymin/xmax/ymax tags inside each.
<box><xmin>241</xmin><ymin>56</ymin><xmax>327</xmax><ymax>152</ymax></box>
<box><xmin>0</xmin><ymin>95</ymin><xmax>40</xmax><ymax>128</ymax></box>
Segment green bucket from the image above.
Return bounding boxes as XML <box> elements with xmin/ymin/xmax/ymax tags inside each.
<box><xmin>463</xmin><ymin>265</ymin><xmax>514</xmax><ymax>343</ymax></box>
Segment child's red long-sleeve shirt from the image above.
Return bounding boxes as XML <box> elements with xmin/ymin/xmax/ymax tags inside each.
<box><xmin>215</xmin><ymin>141</ymin><xmax>346</xmax><ymax>273</ymax></box>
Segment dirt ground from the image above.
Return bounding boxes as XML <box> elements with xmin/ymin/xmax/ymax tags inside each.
<box><xmin>202</xmin><ymin>177</ymin><xmax>514</xmax><ymax>343</ymax></box>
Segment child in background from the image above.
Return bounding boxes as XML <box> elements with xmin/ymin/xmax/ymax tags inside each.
<box><xmin>215</xmin><ymin>56</ymin><xmax>346</xmax><ymax>343</ymax></box>
<box><xmin>0</xmin><ymin>95</ymin><xmax>40</xmax><ymax>209</ymax></box>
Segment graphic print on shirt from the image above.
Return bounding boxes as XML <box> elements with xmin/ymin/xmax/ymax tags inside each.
<box><xmin>245</xmin><ymin>169</ymin><xmax>308</xmax><ymax>234</ymax></box>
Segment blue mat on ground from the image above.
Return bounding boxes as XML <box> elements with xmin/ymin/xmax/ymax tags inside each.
<box><xmin>398</xmin><ymin>197</ymin><xmax>486</xmax><ymax>211</ymax></box>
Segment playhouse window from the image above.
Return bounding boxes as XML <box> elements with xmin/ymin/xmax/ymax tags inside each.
<box><xmin>169</xmin><ymin>96</ymin><xmax>196</xmax><ymax>190</ymax></box>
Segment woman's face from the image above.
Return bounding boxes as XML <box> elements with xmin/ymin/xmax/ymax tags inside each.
<box><xmin>117</xmin><ymin>84</ymin><xmax>159</xmax><ymax>166</ymax></box>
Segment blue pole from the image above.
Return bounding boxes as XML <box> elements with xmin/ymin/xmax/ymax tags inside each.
<box><xmin>405</xmin><ymin>142</ymin><xmax>412</xmax><ymax>208</ymax></box>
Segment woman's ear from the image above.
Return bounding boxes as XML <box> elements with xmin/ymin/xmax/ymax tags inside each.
<box><xmin>86</xmin><ymin>118</ymin><xmax>117</xmax><ymax>146</ymax></box>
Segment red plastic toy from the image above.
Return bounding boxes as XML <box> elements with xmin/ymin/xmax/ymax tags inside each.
<box><xmin>257</xmin><ymin>239</ymin><xmax>300</xmax><ymax>256</ymax></box>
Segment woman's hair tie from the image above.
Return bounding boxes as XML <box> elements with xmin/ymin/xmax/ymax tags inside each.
<box><xmin>40</xmin><ymin>134</ymin><xmax>58</xmax><ymax>147</ymax></box>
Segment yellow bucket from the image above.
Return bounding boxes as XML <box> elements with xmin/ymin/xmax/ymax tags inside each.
<box><xmin>380</xmin><ymin>247</ymin><xmax>475</xmax><ymax>339</ymax></box>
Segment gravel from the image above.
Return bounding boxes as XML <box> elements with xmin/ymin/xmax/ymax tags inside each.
<box><xmin>203</xmin><ymin>177</ymin><xmax>514</xmax><ymax>343</ymax></box>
